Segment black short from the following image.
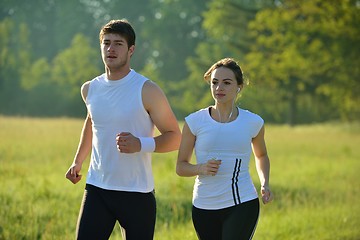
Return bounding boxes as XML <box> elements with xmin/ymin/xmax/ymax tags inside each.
<box><xmin>76</xmin><ymin>184</ymin><xmax>156</xmax><ymax>240</ymax></box>
<box><xmin>192</xmin><ymin>198</ymin><xmax>259</xmax><ymax>240</ymax></box>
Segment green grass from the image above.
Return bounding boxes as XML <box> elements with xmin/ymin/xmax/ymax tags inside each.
<box><xmin>0</xmin><ymin>117</ymin><xmax>359</xmax><ymax>239</ymax></box>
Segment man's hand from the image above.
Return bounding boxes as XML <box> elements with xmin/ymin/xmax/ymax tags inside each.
<box><xmin>116</xmin><ymin>132</ymin><xmax>141</xmax><ymax>153</ymax></box>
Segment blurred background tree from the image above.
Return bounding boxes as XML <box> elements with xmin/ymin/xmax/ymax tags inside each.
<box><xmin>245</xmin><ymin>0</ymin><xmax>360</xmax><ymax>124</ymax></box>
<box><xmin>0</xmin><ymin>0</ymin><xmax>359</xmax><ymax>124</ymax></box>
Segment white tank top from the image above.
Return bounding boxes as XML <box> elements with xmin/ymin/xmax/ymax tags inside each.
<box><xmin>185</xmin><ymin>107</ymin><xmax>264</xmax><ymax>209</ymax></box>
<box><xmin>85</xmin><ymin>70</ymin><xmax>155</xmax><ymax>192</ymax></box>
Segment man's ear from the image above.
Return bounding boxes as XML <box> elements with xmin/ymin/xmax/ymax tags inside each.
<box><xmin>129</xmin><ymin>45</ymin><xmax>135</xmax><ymax>57</ymax></box>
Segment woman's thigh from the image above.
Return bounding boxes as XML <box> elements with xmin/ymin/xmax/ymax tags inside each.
<box><xmin>222</xmin><ymin>199</ymin><xmax>260</xmax><ymax>240</ymax></box>
<box><xmin>192</xmin><ymin>206</ymin><xmax>222</xmax><ymax>240</ymax></box>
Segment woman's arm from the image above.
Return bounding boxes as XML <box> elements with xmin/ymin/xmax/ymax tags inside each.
<box><xmin>176</xmin><ymin>123</ymin><xmax>221</xmax><ymax>177</ymax></box>
<box><xmin>252</xmin><ymin>125</ymin><xmax>273</xmax><ymax>204</ymax></box>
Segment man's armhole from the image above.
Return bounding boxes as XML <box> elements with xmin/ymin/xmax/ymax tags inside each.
<box><xmin>81</xmin><ymin>81</ymin><xmax>90</xmax><ymax>103</ymax></box>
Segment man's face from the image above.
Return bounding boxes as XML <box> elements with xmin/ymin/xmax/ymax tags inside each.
<box><xmin>100</xmin><ymin>33</ymin><xmax>134</xmax><ymax>69</ymax></box>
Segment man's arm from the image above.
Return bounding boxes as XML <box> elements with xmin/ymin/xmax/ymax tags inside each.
<box><xmin>116</xmin><ymin>80</ymin><xmax>181</xmax><ymax>153</ymax></box>
<box><xmin>143</xmin><ymin>80</ymin><xmax>181</xmax><ymax>153</ymax></box>
<box><xmin>65</xmin><ymin>82</ymin><xmax>92</xmax><ymax>184</ymax></box>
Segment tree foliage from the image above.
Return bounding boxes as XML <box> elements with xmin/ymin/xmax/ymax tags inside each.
<box><xmin>0</xmin><ymin>0</ymin><xmax>358</xmax><ymax>123</ymax></box>
<box><xmin>177</xmin><ymin>0</ymin><xmax>273</xmax><ymax>118</ymax></box>
<box><xmin>0</xmin><ymin>18</ymin><xmax>31</xmax><ymax>114</ymax></box>
<box><xmin>51</xmin><ymin>34</ymin><xmax>100</xmax><ymax>98</ymax></box>
<box><xmin>246</xmin><ymin>0</ymin><xmax>360</xmax><ymax>123</ymax></box>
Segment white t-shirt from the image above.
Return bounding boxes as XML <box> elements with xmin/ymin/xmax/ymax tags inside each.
<box><xmin>85</xmin><ymin>69</ymin><xmax>155</xmax><ymax>193</ymax></box>
<box><xmin>185</xmin><ymin>107</ymin><xmax>264</xmax><ymax>209</ymax></box>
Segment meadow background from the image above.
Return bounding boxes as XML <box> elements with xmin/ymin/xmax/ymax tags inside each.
<box><xmin>1</xmin><ymin>1</ymin><xmax>359</xmax><ymax>239</ymax></box>
<box><xmin>0</xmin><ymin>116</ymin><xmax>359</xmax><ymax>240</ymax></box>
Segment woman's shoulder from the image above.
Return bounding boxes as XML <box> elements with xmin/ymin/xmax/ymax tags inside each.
<box><xmin>185</xmin><ymin>107</ymin><xmax>210</xmax><ymax>134</ymax></box>
<box><xmin>239</xmin><ymin>108</ymin><xmax>264</xmax><ymax>123</ymax></box>
<box><xmin>186</xmin><ymin>107</ymin><xmax>209</xmax><ymax>120</ymax></box>
<box><xmin>185</xmin><ymin>107</ymin><xmax>211</xmax><ymax>126</ymax></box>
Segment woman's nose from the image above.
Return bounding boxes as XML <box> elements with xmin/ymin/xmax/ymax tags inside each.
<box><xmin>216</xmin><ymin>83</ymin><xmax>223</xmax><ymax>90</ymax></box>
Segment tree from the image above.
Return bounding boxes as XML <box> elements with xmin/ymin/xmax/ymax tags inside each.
<box><xmin>1</xmin><ymin>0</ymin><xmax>97</xmax><ymax>60</ymax></box>
<box><xmin>246</xmin><ymin>0</ymin><xmax>360</xmax><ymax>124</ymax></box>
<box><xmin>52</xmin><ymin>34</ymin><xmax>100</xmax><ymax>98</ymax></box>
<box><xmin>50</xmin><ymin>33</ymin><xmax>100</xmax><ymax>115</ymax></box>
<box><xmin>11</xmin><ymin>33</ymin><xmax>101</xmax><ymax>117</ymax></box>
<box><xmin>177</xmin><ymin>0</ymin><xmax>272</xmax><ymax>118</ymax></box>
<box><xmin>0</xmin><ymin>1</ymin><xmax>100</xmax><ymax>116</ymax></box>
<box><xmin>0</xmin><ymin>18</ymin><xmax>31</xmax><ymax>114</ymax></box>
<box><xmin>313</xmin><ymin>0</ymin><xmax>360</xmax><ymax>121</ymax></box>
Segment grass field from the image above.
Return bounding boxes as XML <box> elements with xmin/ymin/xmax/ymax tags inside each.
<box><xmin>0</xmin><ymin>116</ymin><xmax>359</xmax><ymax>240</ymax></box>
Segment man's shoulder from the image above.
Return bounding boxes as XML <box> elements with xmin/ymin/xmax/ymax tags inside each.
<box><xmin>131</xmin><ymin>69</ymin><xmax>148</xmax><ymax>82</ymax></box>
<box><xmin>87</xmin><ymin>73</ymin><xmax>106</xmax><ymax>84</ymax></box>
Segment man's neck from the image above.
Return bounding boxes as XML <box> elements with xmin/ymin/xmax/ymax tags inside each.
<box><xmin>105</xmin><ymin>67</ymin><xmax>131</xmax><ymax>80</ymax></box>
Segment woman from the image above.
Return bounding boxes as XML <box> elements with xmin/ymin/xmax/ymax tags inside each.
<box><xmin>176</xmin><ymin>58</ymin><xmax>273</xmax><ymax>240</ymax></box>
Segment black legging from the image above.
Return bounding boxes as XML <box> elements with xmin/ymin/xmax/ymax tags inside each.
<box><xmin>192</xmin><ymin>198</ymin><xmax>259</xmax><ymax>240</ymax></box>
<box><xmin>76</xmin><ymin>184</ymin><xmax>156</xmax><ymax>240</ymax></box>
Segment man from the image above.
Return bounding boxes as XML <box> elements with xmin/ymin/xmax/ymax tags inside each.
<box><xmin>65</xmin><ymin>19</ymin><xmax>181</xmax><ymax>240</ymax></box>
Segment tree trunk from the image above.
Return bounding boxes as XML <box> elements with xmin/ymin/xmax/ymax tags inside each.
<box><xmin>288</xmin><ymin>88</ymin><xmax>297</xmax><ymax>126</ymax></box>
<box><xmin>288</xmin><ymin>78</ymin><xmax>298</xmax><ymax>127</ymax></box>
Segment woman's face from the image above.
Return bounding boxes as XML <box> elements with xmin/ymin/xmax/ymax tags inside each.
<box><xmin>210</xmin><ymin>67</ymin><xmax>239</xmax><ymax>104</ymax></box>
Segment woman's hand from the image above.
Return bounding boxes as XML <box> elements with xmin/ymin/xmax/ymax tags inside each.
<box><xmin>65</xmin><ymin>163</ymin><xmax>82</xmax><ymax>184</ymax></box>
<box><xmin>261</xmin><ymin>185</ymin><xmax>273</xmax><ymax>204</ymax></box>
<box><xmin>198</xmin><ymin>159</ymin><xmax>222</xmax><ymax>176</ymax></box>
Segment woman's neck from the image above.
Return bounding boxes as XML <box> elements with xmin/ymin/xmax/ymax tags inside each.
<box><xmin>212</xmin><ymin>103</ymin><xmax>237</xmax><ymax>123</ymax></box>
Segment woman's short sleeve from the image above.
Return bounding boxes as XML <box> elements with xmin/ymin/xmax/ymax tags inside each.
<box><xmin>251</xmin><ymin>114</ymin><xmax>264</xmax><ymax>138</ymax></box>
<box><xmin>185</xmin><ymin>112</ymin><xmax>198</xmax><ymax>136</ymax></box>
